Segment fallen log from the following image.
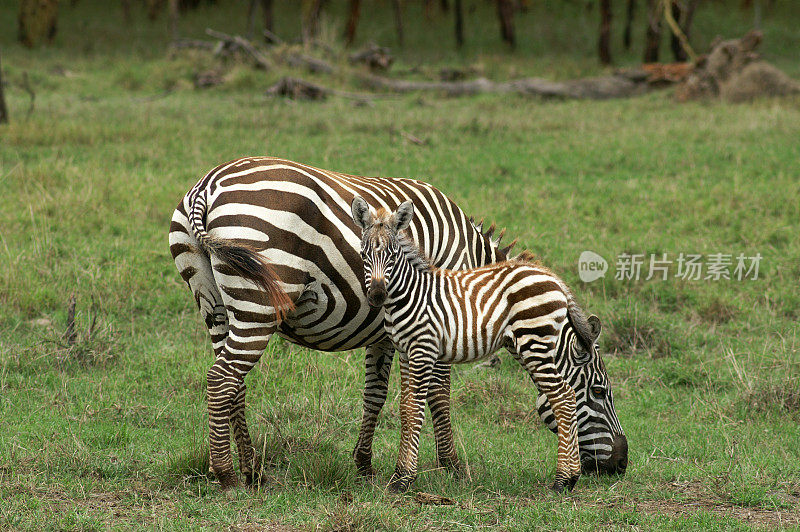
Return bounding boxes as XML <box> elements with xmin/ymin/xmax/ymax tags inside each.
<box><xmin>349</xmin><ymin>44</ymin><xmax>394</xmax><ymax>72</ymax></box>
<box><xmin>169</xmin><ymin>38</ymin><xmax>217</xmax><ymax>51</ymax></box>
<box><xmin>283</xmin><ymin>52</ymin><xmax>335</xmax><ymax>74</ymax></box>
<box><xmin>359</xmin><ymin>73</ymin><xmax>648</xmax><ymax>100</ymax></box>
<box><xmin>676</xmin><ymin>30</ymin><xmax>800</xmax><ymax>102</ymax></box>
<box><xmin>205</xmin><ymin>28</ymin><xmax>271</xmax><ymax>70</ymax></box>
<box><xmin>266</xmin><ymin>76</ymin><xmax>373</xmax><ymax>103</ymax></box>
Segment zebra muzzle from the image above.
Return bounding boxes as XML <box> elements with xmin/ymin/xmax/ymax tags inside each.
<box><xmin>367</xmin><ymin>280</ymin><xmax>388</xmax><ymax>307</ymax></box>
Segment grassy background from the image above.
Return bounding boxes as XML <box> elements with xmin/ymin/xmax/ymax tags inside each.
<box><xmin>1</xmin><ymin>1</ymin><xmax>799</xmax><ymax>530</ymax></box>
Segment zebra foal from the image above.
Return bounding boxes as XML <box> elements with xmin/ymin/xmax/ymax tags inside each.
<box><xmin>351</xmin><ymin>197</ymin><xmax>626</xmax><ymax>493</ymax></box>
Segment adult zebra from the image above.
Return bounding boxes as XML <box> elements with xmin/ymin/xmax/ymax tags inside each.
<box><xmin>169</xmin><ymin>157</ymin><xmax>626</xmax><ymax>488</ymax></box>
<box><xmin>350</xmin><ymin>197</ymin><xmax>627</xmax><ymax>492</ymax></box>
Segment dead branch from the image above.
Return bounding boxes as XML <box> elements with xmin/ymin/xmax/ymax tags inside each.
<box><xmin>205</xmin><ymin>28</ymin><xmax>270</xmax><ymax>70</ymax></box>
<box><xmin>262</xmin><ymin>28</ymin><xmax>283</xmax><ymax>45</ymax></box>
<box><xmin>399</xmin><ymin>130</ymin><xmax>426</xmax><ymax>145</ymax></box>
<box><xmin>283</xmin><ymin>53</ymin><xmax>335</xmax><ymax>74</ymax></box>
<box><xmin>64</xmin><ymin>294</ymin><xmax>77</xmax><ymax>346</ymax></box>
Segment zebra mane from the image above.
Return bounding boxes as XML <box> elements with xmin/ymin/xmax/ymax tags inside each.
<box><xmin>504</xmin><ymin>249</ymin><xmax>595</xmax><ymax>352</ymax></box>
<box><xmin>508</xmin><ymin>249</ymin><xmax>541</xmax><ymax>265</ymax></box>
<box><xmin>396</xmin><ymin>231</ymin><xmax>433</xmax><ymax>272</ymax></box>
<box><xmin>468</xmin><ymin>216</ymin><xmax>518</xmax><ymax>259</ymax></box>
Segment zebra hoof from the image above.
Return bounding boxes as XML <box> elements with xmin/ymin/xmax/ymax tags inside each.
<box><xmin>550</xmin><ymin>474</ymin><xmax>579</xmax><ymax>493</ymax></box>
<box><xmin>388</xmin><ymin>474</ymin><xmax>413</xmax><ymax>494</ymax></box>
<box><xmin>353</xmin><ymin>451</ymin><xmax>376</xmax><ymax>479</ymax></box>
<box><xmin>439</xmin><ymin>457</ymin><xmax>464</xmax><ymax>477</ymax></box>
<box><xmin>216</xmin><ymin>470</ymin><xmax>240</xmax><ymax>490</ymax></box>
<box><xmin>244</xmin><ymin>470</ymin><xmax>266</xmax><ymax>488</ymax></box>
<box><xmin>356</xmin><ymin>465</ymin><xmax>377</xmax><ymax>480</ymax></box>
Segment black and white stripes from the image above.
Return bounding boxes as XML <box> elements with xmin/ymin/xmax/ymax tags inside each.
<box><xmin>351</xmin><ymin>197</ymin><xmax>627</xmax><ymax>492</ymax></box>
<box><xmin>169</xmin><ymin>157</ymin><xmax>512</xmax><ymax>487</ymax></box>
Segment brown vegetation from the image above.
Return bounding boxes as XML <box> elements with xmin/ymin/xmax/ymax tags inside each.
<box><xmin>677</xmin><ymin>30</ymin><xmax>800</xmax><ymax>102</ymax></box>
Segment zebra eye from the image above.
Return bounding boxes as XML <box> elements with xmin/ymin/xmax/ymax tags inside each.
<box><xmin>591</xmin><ymin>386</ymin><xmax>606</xmax><ymax>400</ymax></box>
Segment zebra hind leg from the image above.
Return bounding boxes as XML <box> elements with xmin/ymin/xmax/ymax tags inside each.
<box><xmin>230</xmin><ymin>382</ymin><xmax>263</xmax><ymax>486</ymax></box>
<box><xmin>353</xmin><ymin>337</ymin><xmax>395</xmax><ymax>479</ymax></box>
<box><xmin>206</xmin><ymin>355</ymin><xmax>243</xmax><ymax>489</ymax></box>
<box><xmin>207</xmin><ymin>331</ymin><xmax>274</xmax><ymax>489</ymax></box>
<box><xmin>427</xmin><ymin>361</ymin><xmax>463</xmax><ymax>476</ymax></box>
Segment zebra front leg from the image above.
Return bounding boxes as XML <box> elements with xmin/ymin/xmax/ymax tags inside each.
<box><xmin>427</xmin><ymin>361</ymin><xmax>462</xmax><ymax>475</ymax></box>
<box><xmin>515</xmin><ymin>349</ymin><xmax>580</xmax><ymax>492</ymax></box>
<box><xmin>389</xmin><ymin>348</ymin><xmax>435</xmax><ymax>493</ymax></box>
<box><xmin>353</xmin><ymin>337</ymin><xmax>395</xmax><ymax>478</ymax></box>
<box><xmin>230</xmin><ymin>382</ymin><xmax>262</xmax><ymax>486</ymax></box>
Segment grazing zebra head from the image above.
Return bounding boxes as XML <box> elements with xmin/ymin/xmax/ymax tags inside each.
<box><xmin>536</xmin><ymin>318</ymin><xmax>628</xmax><ymax>476</ymax></box>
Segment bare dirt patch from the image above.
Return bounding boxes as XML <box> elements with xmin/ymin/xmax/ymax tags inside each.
<box><xmin>602</xmin><ymin>497</ymin><xmax>800</xmax><ymax>529</ymax></box>
<box><xmin>3</xmin><ymin>482</ymin><xmax>301</xmax><ymax>531</ymax></box>
<box><xmin>577</xmin><ymin>479</ymin><xmax>800</xmax><ymax>530</ymax></box>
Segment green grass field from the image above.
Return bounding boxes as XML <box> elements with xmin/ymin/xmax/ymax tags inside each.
<box><xmin>1</xmin><ymin>1</ymin><xmax>799</xmax><ymax>530</ymax></box>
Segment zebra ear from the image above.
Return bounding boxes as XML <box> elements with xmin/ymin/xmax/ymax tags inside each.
<box><xmin>351</xmin><ymin>196</ymin><xmax>373</xmax><ymax>230</ymax></box>
<box><xmin>392</xmin><ymin>200</ymin><xmax>415</xmax><ymax>232</ymax></box>
<box><xmin>588</xmin><ymin>315</ymin><xmax>602</xmax><ymax>342</ymax></box>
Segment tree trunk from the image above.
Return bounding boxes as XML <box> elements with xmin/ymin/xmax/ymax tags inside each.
<box><xmin>671</xmin><ymin>0</ymin><xmax>698</xmax><ymax>61</ymax></box>
<box><xmin>18</xmin><ymin>0</ymin><xmax>59</xmax><ymax>48</ymax></box>
<box><xmin>643</xmin><ymin>0</ymin><xmax>662</xmax><ymax>63</ymax></box>
<box><xmin>145</xmin><ymin>0</ymin><xmax>162</xmax><ymax>21</ymax></box>
<box><xmin>0</xmin><ymin>52</ymin><xmax>8</xmax><ymax>124</ymax></box>
<box><xmin>496</xmin><ymin>0</ymin><xmax>515</xmax><ymax>48</ymax></box>
<box><xmin>441</xmin><ymin>0</ymin><xmax>450</xmax><ymax>11</ymax></box>
<box><xmin>623</xmin><ymin>0</ymin><xmax>635</xmax><ymax>50</ymax></box>
<box><xmin>168</xmin><ymin>0</ymin><xmax>179</xmax><ymax>40</ymax></box>
<box><xmin>262</xmin><ymin>0</ymin><xmax>273</xmax><ymax>35</ymax></box>
<box><xmin>454</xmin><ymin>0</ymin><xmax>464</xmax><ymax>47</ymax></box>
<box><xmin>424</xmin><ymin>0</ymin><xmax>433</xmax><ymax>19</ymax></box>
<box><xmin>599</xmin><ymin>0</ymin><xmax>612</xmax><ymax>64</ymax></box>
<box><xmin>302</xmin><ymin>0</ymin><xmax>324</xmax><ymax>43</ymax></box>
<box><xmin>246</xmin><ymin>0</ymin><xmax>257</xmax><ymax>39</ymax></box>
<box><xmin>121</xmin><ymin>0</ymin><xmax>132</xmax><ymax>25</ymax></box>
<box><xmin>392</xmin><ymin>0</ymin><xmax>404</xmax><ymax>47</ymax></box>
<box><xmin>344</xmin><ymin>0</ymin><xmax>361</xmax><ymax>45</ymax></box>
<box><xmin>669</xmin><ymin>1</ymin><xmax>682</xmax><ymax>60</ymax></box>
<box><xmin>248</xmin><ymin>0</ymin><xmax>273</xmax><ymax>40</ymax></box>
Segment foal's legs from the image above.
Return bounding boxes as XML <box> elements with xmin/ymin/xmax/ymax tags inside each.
<box><xmin>426</xmin><ymin>361</ymin><xmax>461</xmax><ymax>473</ymax></box>
<box><xmin>512</xmin><ymin>346</ymin><xmax>580</xmax><ymax>491</ymax></box>
<box><xmin>353</xmin><ymin>337</ymin><xmax>395</xmax><ymax>477</ymax></box>
<box><xmin>389</xmin><ymin>346</ymin><xmax>436</xmax><ymax>493</ymax></box>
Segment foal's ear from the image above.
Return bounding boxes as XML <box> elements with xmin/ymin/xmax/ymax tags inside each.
<box><xmin>587</xmin><ymin>315</ymin><xmax>602</xmax><ymax>343</ymax></box>
<box><xmin>351</xmin><ymin>196</ymin><xmax>373</xmax><ymax>230</ymax></box>
<box><xmin>392</xmin><ymin>200</ymin><xmax>415</xmax><ymax>232</ymax></box>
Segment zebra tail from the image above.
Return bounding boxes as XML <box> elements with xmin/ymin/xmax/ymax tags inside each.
<box><xmin>188</xmin><ymin>191</ymin><xmax>295</xmax><ymax>322</ymax></box>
